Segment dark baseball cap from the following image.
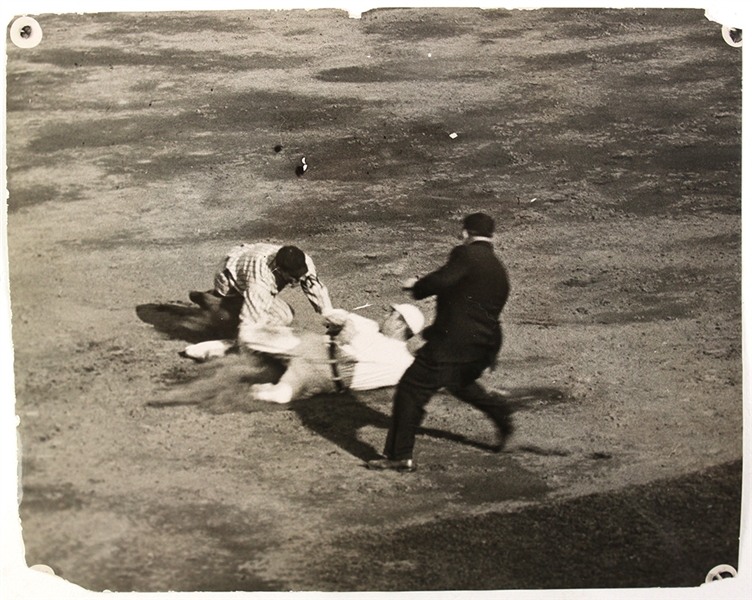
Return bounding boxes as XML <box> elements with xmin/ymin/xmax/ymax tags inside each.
<box><xmin>463</xmin><ymin>213</ymin><xmax>494</xmax><ymax>237</ymax></box>
<box><xmin>275</xmin><ymin>246</ymin><xmax>308</xmax><ymax>280</ymax></box>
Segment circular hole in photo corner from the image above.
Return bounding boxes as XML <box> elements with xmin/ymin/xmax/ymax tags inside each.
<box><xmin>721</xmin><ymin>26</ymin><xmax>742</xmax><ymax>48</ymax></box>
<box><xmin>705</xmin><ymin>564</ymin><xmax>737</xmax><ymax>583</ymax></box>
<box><xmin>10</xmin><ymin>16</ymin><xmax>43</xmax><ymax>49</ymax></box>
<box><xmin>29</xmin><ymin>564</ymin><xmax>55</xmax><ymax>575</ymax></box>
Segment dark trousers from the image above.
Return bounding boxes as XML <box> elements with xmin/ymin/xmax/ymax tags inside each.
<box><xmin>383</xmin><ymin>350</ymin><xmax>509</xmax><ymax>461</ymax></box>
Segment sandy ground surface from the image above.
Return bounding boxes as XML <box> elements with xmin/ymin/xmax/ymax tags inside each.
<box><xmin>3</xmin><ymin>7</ymin><xmax>745</xmax><ymax>594</ymax></box>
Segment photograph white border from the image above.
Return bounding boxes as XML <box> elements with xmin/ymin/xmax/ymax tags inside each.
<box><xmin>1</xmin><ymin>1</ymin><xmax>749</xmax><ymax>598</ymax></box>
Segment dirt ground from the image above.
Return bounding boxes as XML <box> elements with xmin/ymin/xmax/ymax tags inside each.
<box><xmin>3</xmin><ymin>7</ymin><xmax>745</xmax><ymax>594</ymax></box>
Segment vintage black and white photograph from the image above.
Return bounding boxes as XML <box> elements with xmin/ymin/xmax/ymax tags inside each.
<box><xmin>2</xmin><ymin>1</ymin><xmax>746</xmax><ymax>596</ymax></box>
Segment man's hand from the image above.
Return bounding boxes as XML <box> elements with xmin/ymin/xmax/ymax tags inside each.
<box><xmin>402</xmin><ymin>277</ymin><xmax>418</xmax><ymax>290</ymax></box>
<box><xmin>323</xmin><ymin>308</ymin><xmax>349</xmax><ymax>336</ymax></box>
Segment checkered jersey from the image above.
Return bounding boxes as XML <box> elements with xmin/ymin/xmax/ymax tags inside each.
<box><xmin>217</xmin><ymin>243</ymin><xmax>332</xmax><ymax>326</ymax></box>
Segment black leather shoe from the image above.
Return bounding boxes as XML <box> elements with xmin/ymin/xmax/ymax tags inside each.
<box><xmin>189</xmin><ymin>290</ymin><xmax>222</xmax><ymax>310</ymax></box>
<box><xmin>492</xmin><ymin>415</ymin><xmax>514</xmax><ymax>453</ymax></box>
<box><xmin>367</xmin><ymin>458</ymin><xmax>416</xmax><ymax>472</ymax></box>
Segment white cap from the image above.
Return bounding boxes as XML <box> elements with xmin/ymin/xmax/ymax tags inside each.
<box><xmin>391</xmin><ymin>304</ymin><xmax>425</xmax><ymax>336</ymax></box>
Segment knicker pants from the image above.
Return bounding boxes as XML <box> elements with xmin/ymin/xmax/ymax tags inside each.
<box><xmin>214</xmin><ymin>269</ymin><xmax>294</xmax><ymax>327</ymax></box>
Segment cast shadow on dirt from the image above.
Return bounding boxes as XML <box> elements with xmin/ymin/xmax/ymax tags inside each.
<box><xmin>287</xmin><ymin>391</ymin><xmax>518</xmax><ymax>463</ymax></box>
<box><xmin>499</xmin><ymin>387</ymin><xmax>577</xmax><ymax>457</ymax></box>
<box><xmin>136</xmin><ymin>301</ymin><xmax>239</xmax><ymax>343</ymax></box>
<box><xmin>147</xmin><ymin>360</ymin><xmax>572</xmax><ymax>463</ymax></box>
<box><xmin>288</xmin><ymin>386</ymin><xmax>571</xmax><ymax>463</ymax></box>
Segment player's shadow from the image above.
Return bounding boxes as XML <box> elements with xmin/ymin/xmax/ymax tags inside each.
<box><xmin>136</xmin><ymin>301</ymin><xmax>239</xmax><ymax>344</ymax></box>
<box><xmin>501</xmin><ymin>386</ymin><xmax>573</xmax><ymax>411</ymax></box>
<box><xmin>290</xmin><ymin>385</ymin><xmax>573</xmax><ymax>462</ymax></box>
<box><xmin>289</xmin><ymin>393</ymin><xmax>389</xmax><ymax>462</ymax></box>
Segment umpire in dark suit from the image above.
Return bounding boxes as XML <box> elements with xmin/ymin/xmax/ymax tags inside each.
<box><xmin>368</xmin><ymin>213</ymin><xmax>513</xmax><ymax>472</ymax></box>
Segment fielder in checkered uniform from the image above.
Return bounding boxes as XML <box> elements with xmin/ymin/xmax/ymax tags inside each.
<box><xmin>193</xmin><ymin>243</ymin><xmax>333</xmax><ymax>330</ymax></box>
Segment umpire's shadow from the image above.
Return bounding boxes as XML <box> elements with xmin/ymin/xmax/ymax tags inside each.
<box><xmin>289</xmin><ymin>391</ymin><xmax>514</xmax><ymax>462</ymax></box>
<box><xmin>290</xmin><ymin>385</ymin><xmax>573</xmax><ymax>462</ymax></box>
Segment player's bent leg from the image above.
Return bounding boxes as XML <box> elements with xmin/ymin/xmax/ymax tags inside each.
<box><xmin>250</xmin><ymin>382</ymin><xmax>294</xmax><ymax>404</ymax></box>
<box><xmin>181</xmin><ymin>339</ymin><xmax>235</xmax><ymax>362</ymax></box>
<box><xmin>268</xmin><ymin>297</ymin><xmax>295</xmax><ymax>326</ymax></box>
<box><xmin>450</xmin><ymin>379</ymin><xmax>515</xmax><ymax>452</ymax></box>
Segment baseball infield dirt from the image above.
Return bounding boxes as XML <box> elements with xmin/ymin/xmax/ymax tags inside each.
<box><xmin>5</xmin><ymin>7</ymin><xmax>743</xmax><ymax>593</ymax></box>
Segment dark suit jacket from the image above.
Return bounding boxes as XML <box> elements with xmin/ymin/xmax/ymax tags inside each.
<box><xmin>412</xmin><ymin>240</ymin><xmax>509</xmax><ymax>363</ymax></box>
